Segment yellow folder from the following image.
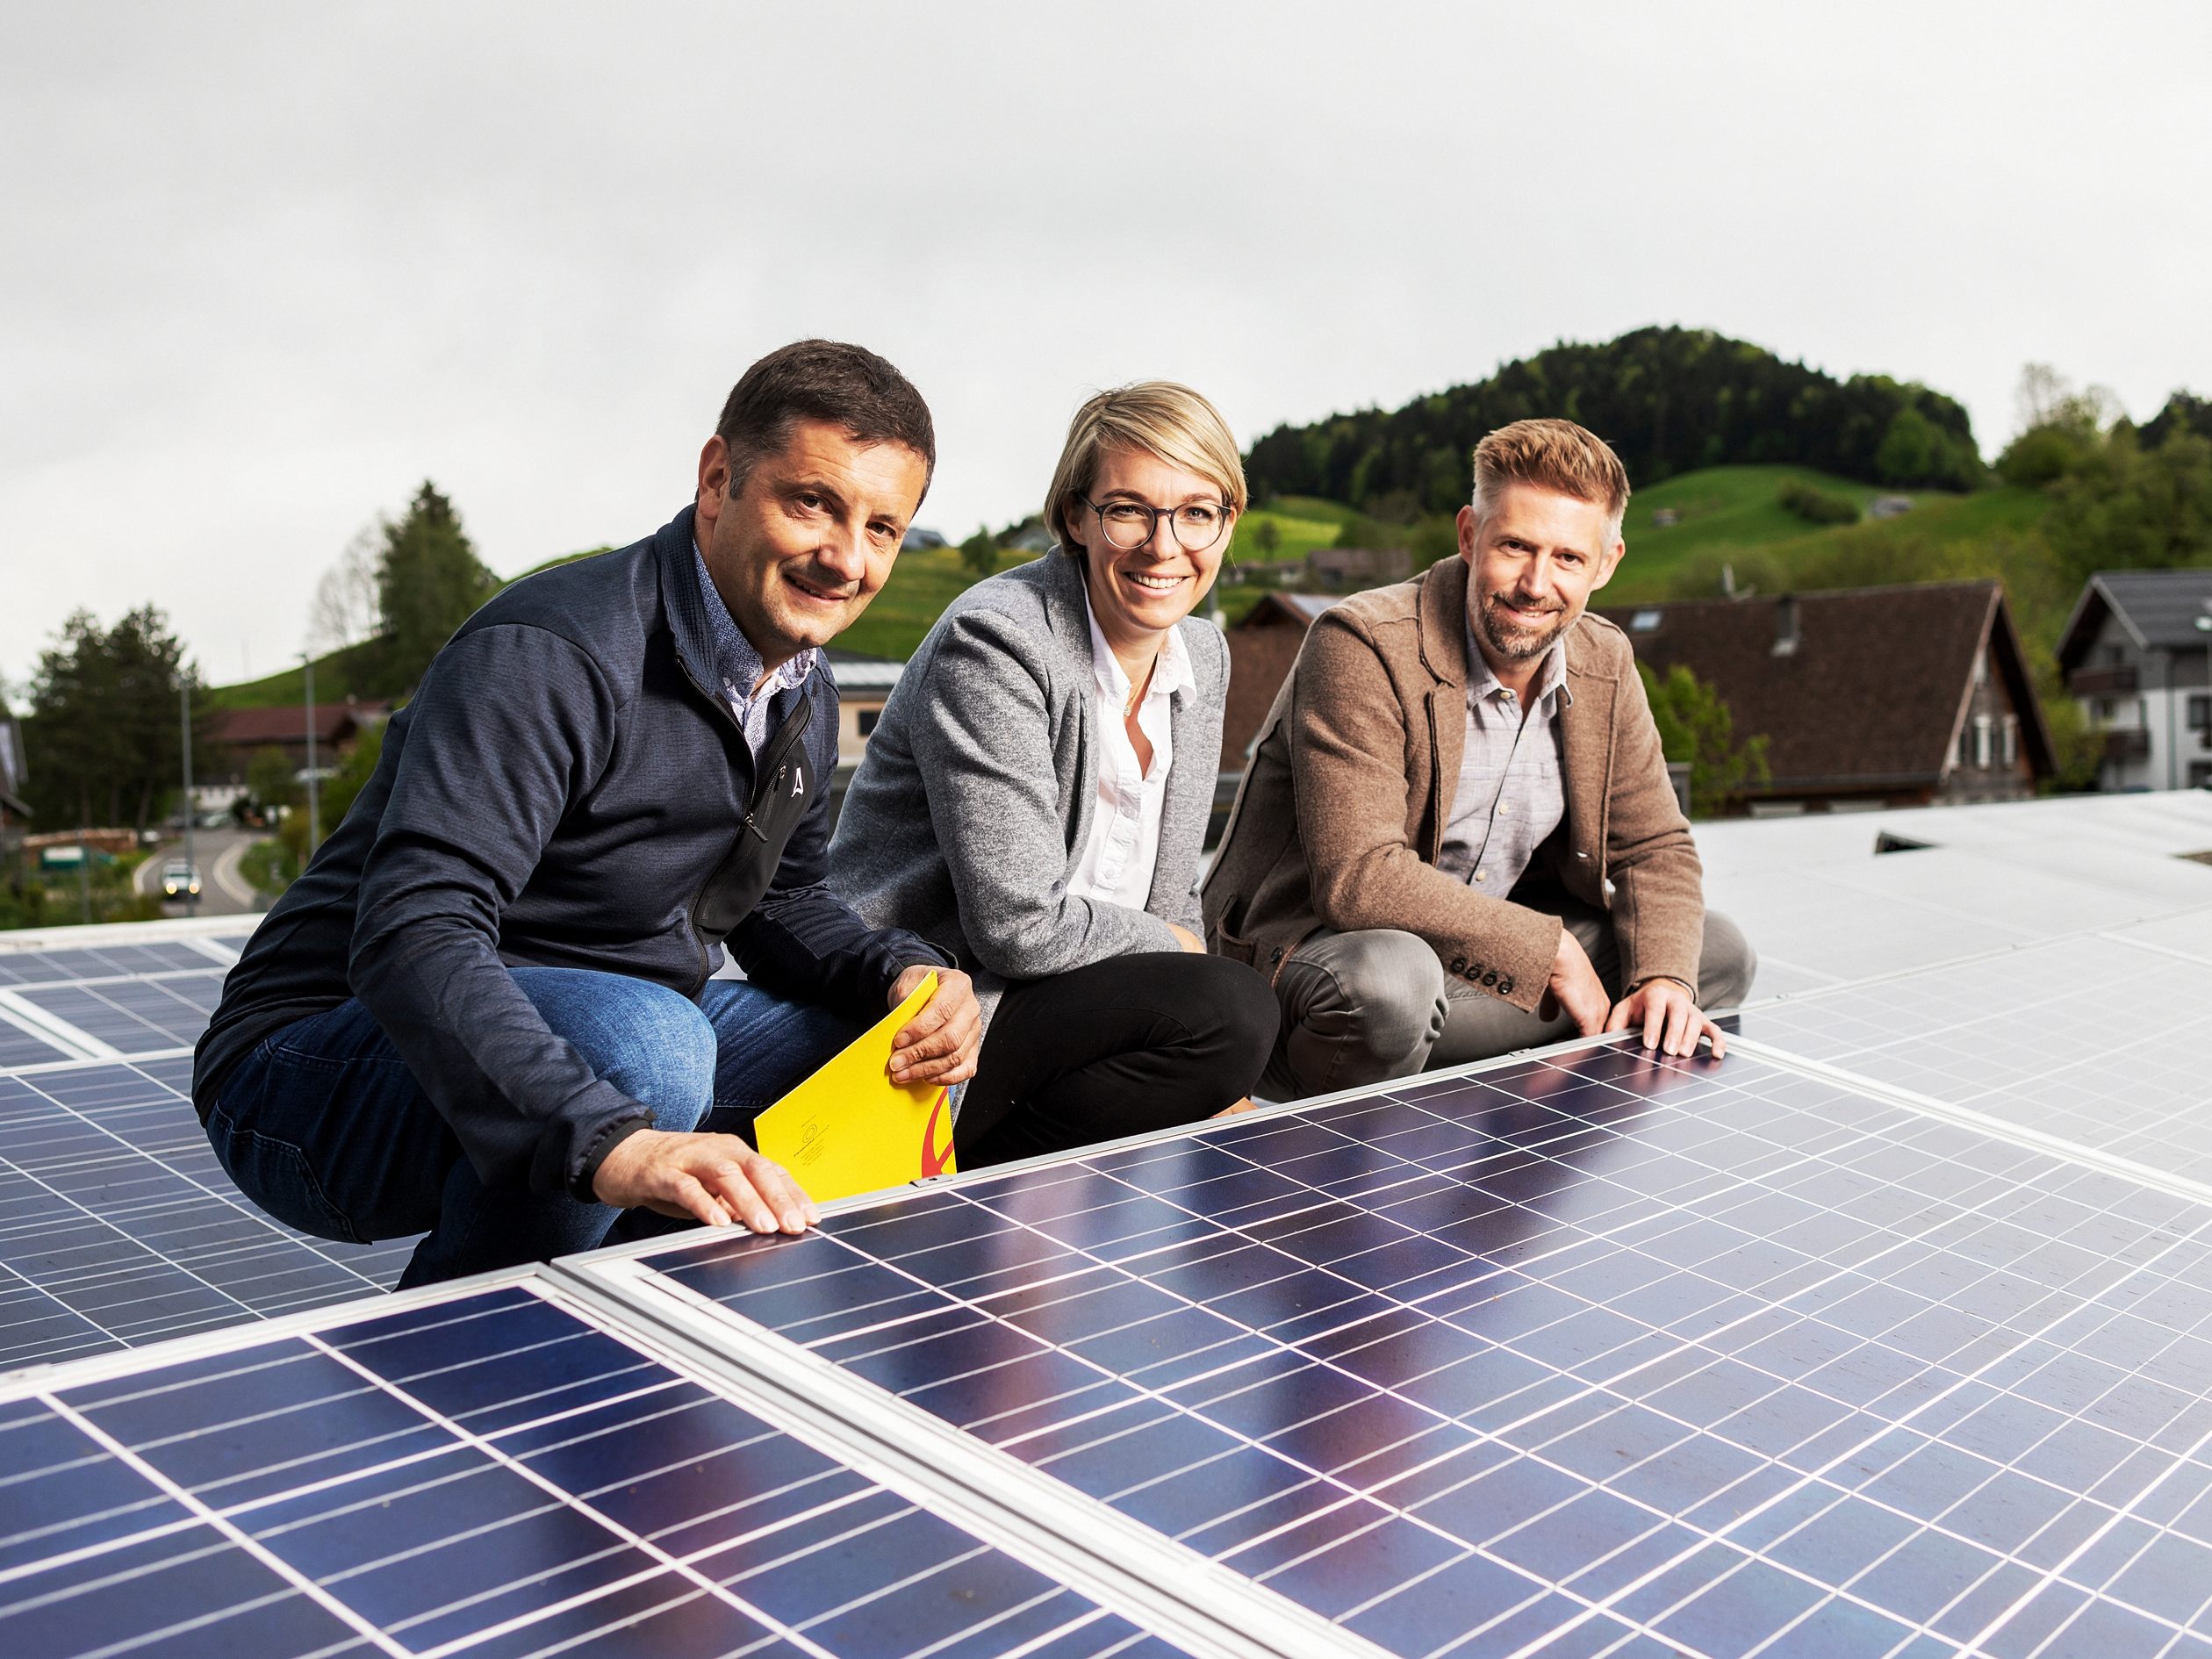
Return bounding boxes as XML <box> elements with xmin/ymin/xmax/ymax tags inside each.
<box><xmin>753</xmin><ymin>971</ymin><xmax>957</xmax><ymax>1204</ymax></box>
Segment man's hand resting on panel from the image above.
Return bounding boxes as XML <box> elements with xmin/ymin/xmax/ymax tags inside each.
<box><xmin>1606</xmin><ymin>977</ymin><xmax>1727</xmax><ymax>1059</ymax></box>
<box><xmin>592</xmin><ymin>1131</ymin><xmax>818</xmax><ymax>1233</ymax></box>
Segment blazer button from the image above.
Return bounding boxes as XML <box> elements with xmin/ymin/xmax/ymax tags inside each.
<box><xmin>1269</xmin><ymin>946</ymin><xmax>1283</xmax><ymax>965</ymax></box>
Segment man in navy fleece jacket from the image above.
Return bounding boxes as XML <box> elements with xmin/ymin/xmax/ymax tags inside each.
<box><xmin>193</xmin><ymin>341</ymin><xmax>980</xmax><ymax>1286</ymax></box>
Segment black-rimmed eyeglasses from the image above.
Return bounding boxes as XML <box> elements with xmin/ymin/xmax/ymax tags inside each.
<box><xmin>1083</xmin><ymin>497</ymin><xmax>1232</xmax><ymax>552</ymax></box>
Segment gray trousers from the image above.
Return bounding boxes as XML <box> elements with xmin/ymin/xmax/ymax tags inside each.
<box><xmin>1259</xmin><ymin>903</ymin><xmax>1756</xmax><ymax>1103</ymax></box>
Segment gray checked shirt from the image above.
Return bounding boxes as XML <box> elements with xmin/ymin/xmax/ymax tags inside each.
<box><xmin>694</xmin><ymin>544</ymin><xmax>816</xmax><ymax>763</ymax></box>
<box><xmin>1435</xmin><ymin>618</ymin><xmax>1570</xmax><ymax>897</ymax></box>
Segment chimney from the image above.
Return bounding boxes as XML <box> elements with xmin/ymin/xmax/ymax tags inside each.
<box><xmin>1772</xmin><ymin>594</ymin><xmax>1800</xmax><ymax>657</ymax></box>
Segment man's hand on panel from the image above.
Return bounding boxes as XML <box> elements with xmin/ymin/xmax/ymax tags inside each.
<box><xmin>1605</xmin><ymin>977</ymin><xmax>1727</xmax><ymax>1059</ymax></box>
<box><xmin>592</xmin><ymin>1128</ymin><xmax>817</xmax><ymax>1233</ymax></box>
<box><xmin>888</xmin><ymin>965</ymin><xmax>982</xmax><ymax>1087</ymax></box>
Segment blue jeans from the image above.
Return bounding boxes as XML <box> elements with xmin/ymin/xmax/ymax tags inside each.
<box><xmin>205</xmin><ymin>969</ymin><xmax>863</xmax><ymax>1288</ymax></box>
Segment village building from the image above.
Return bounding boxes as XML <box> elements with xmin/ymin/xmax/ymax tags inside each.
<box><xmin>2056</xmin><ymin>568</ymin><xmax>2212</xmax><ymax>793</ymax></box>
<box><xmin>1597</xmin><ymin>580</ymin><xmax>2053</xmax><ymax>813</ymax></box>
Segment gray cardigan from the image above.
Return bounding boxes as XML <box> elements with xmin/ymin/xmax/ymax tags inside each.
<box><xmin>829</xmin><ymin>551</ymin><xmax>1227</xmax><ymax>1013</ymax></box>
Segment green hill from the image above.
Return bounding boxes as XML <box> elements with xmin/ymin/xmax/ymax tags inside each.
<box><xmin>1245</xmin><ymin>326</ymin><xmax>1986</xmax><ymax>514</ymax></box>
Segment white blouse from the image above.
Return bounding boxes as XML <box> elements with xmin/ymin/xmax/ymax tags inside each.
<box><xmin>1066</xmin><ymin>592</ymin><xmax>1191</xmax><ymax>912</ymax></box>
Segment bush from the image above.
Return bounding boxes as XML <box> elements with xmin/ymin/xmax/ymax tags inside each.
<box><xmin>1776</xmin><ymin>478</ymin><xmax>1862</xmax><ymax>526</ymax></box>
<box><xmin>1640</xmin><ymin>663</ymin><xmax>1770</xmax><ymax>817</ymax></box>
<box><xmin>1995</xmin><ymin>424</ymin><xmax>2091</xmax><ymax>487</ymax></box>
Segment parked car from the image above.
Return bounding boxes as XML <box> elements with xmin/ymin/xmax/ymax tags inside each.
<box><xmin>161</xmin><ymin>860</ymin><xmax>202</xmax><ymax>899</ymax></box>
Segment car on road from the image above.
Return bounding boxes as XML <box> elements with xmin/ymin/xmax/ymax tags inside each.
<box><xmin>161</xmin><ymin>860</ymin><xmax>202</xmax><ymax>899</ymax></box>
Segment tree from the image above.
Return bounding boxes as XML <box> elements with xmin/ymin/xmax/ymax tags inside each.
<box><xmin>1252</xmin><ymin>518</ymin><xmax>1282</xmax><ymax>558</ymax></box>
<box><xmin>2141</xmin><ymin>391</ymin><xmax>2212</xmax><ymax>451</ymax></box>
<box><xmin>1241</xmin><ymin>325</ymin><xmax>1986</xmax><ymax>512</ymax></box>
<box><xmin>2043</xmin><ymin>427</ymin><xmax>2212</xmax><ymax>589</ymax></box>
<box><xmin>1997</xmin><ymin>363</ymin><xmax>2115</xmax><ymax>486</ymax></box>
<box><xmin>25</xmin><ymin>606</ymin><xmax>210</xmax><ymax>834</ymax></box>
<box><xmin>375</xmin><ymin>482</ymin><xmax>497</xmax><ymax>692</ymax></box>
<box><xmin>245</xmin><ymin>745</ymin><xmax>301</xmax><ymax>815</ymax></box>
<box><xmin>1638</xmin><ymin>663</ymin><xmax>1770</xmax><ymax>818</ymax></box>
<box><xmin>959</xmin><ymin>527</ymin><xmax>998</xmax><ymax>578</ymax></box>
<box><xmin>309</xmin><ymin>521</ymin><xmax>385</xmax><ymax>654</ymax></box>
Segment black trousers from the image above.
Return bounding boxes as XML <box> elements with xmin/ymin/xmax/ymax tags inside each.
<box><xmin>954</xmin><ymin>952</ymin><xmax>1281</xmax><ymax>1168</ymax></box>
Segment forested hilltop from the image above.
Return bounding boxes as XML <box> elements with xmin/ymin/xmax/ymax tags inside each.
<box><xmin>1244</xmin><ymin>326</ymin><xmax>1985</xmax><ymax>513</ymax></box>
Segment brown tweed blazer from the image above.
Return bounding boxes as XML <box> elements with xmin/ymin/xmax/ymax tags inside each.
<box><xmin>1202</xmin><ymin>555</ymin><xmax>1706</xmax><ymax>1012</ymax></box>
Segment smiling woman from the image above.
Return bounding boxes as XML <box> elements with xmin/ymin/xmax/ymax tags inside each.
<box><xmin>829</xmin><ymin>381</ymin><xmax>1278</xmax><ymax>1168</ymax></box>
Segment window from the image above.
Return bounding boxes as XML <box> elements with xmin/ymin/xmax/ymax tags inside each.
<box><xmin>2193</xmin><ymin>761</ymin><xmax>2212</xmax><ymax>789</ymax></box>
<box><xmin>1631</xmin><ymin>610</ymin><xmax>1662</xmax><ymax>632</ymax></box>
<box><xmin>857</xmin><ymin>709</ymin><xmax>880</xmax><ymax>737</ymax></box>
<box><xmin>1957</xmin><ymin>724</ymin><xmax>1973</xmax><ymax>768</ymax></box>
<box><xmin>2189</xmin><ymin>693</ymin><xmax>2211</xmax><ymax>734</ymax></box>
<box><xmin>2001</xmin><ymin>714</ymin><xmax>2018</xmax><ymax>766</ymax></box>
<box><xmin>1972</xmin><ymin>715</ymin><xmax>1993</xmax><ymax>768</ymax></box>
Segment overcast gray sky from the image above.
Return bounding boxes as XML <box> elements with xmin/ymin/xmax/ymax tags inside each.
<box><xmin>5</xmin><ymin>1</ymin><xmax>2208</xmax><ymax>692</ymax></box>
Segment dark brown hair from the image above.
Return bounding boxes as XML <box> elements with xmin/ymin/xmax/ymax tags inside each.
<box><xmin>715</xmin><ymin>339</ymin><xmax>936</xmax><ymax>497</ymax></box>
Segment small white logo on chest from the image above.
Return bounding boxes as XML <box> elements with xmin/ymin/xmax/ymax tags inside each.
<box><xmin>792</xmin><ymin>767</ymin><xmax>805</xmax><ymax>798</ymax></box>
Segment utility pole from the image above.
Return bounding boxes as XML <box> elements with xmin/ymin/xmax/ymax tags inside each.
<box><xmin>302</xmin><ymin>654</ymin><xmax>321</xmax><ymax>858</ymax></box>
<box><xmin>179</xmin><ymin>680</ymin><xmax>198</xmax><ymax>915</ymax></box>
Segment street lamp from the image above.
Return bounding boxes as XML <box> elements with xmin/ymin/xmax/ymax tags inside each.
<box><xmin>178</xmin><ymin>681</ymin><xmax>198</xmax><ymax>916</ymax></box>
<box><xmin>301</xmin><ymin>653</ymin><xmax>320</xmax><ymax>858</ymax></box>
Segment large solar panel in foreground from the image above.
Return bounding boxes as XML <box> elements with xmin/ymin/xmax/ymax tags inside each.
<box><xmin>582</xmin><ymin>1038</ymin><xmax>2212</xmax><ymax>1657</ymax></box>
<box><xmin>0</xmin><ymin>1276</ymin><xmax>1199</xmax><ymax>1659</ymax></box>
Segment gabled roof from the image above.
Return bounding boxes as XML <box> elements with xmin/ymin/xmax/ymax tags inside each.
<box><xmin>209</xmin><ymin>703</ymin><xmax>377</xmax><ymax>748</ymax></box>
<box><xmin>2056</xmin><ymin>569</ymin><xmax>2212</xmax><ymax>671</ymax></box>
<box><xmin>1232</xmin><ymin>592</ymin><xmax>1341</xmax><ymax>629</ymax></box>
<box><xmin>1595</xmin><ymin>580</ymin><xmax>2054</xmax><ymax>792</ymax></box>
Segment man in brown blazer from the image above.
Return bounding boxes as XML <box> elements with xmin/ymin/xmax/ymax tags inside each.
<box><xmin>1203</xmin><ymin>418</ymin><xmax>1754</xmax><ymax>1102</ymax></box>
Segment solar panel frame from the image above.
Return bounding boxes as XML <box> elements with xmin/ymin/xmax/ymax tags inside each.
<box><xmin>0</xmin><ymin>1268</ymin><xmax>1219</xmax><ymax>1659</ymax></box>
<box><xmin>566</xmin><ymin>1035</ymin><xmax>2212</xmax><ymax>1659</ymax></box>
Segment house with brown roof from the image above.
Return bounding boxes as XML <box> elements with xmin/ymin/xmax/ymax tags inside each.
<box><xmin>1596</xmin><ymin>580</ymin><xmax>2054</xmax><ymax>813</ymax></box>
<box><xmin>205</xmin><ymin>700</ymin><xmax>387</xmax><ymax>787</ymax></box>
<box><xmin>2056</xmin><ymin>569</ymin><xmax>2212</xmax><ymax>793</ymax></box>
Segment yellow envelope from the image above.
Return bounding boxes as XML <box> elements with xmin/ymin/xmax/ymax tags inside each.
<box><xmin>753</xmin><ymin>971</ymin><xmax>957</xmax><ymax>1203</ymax></box>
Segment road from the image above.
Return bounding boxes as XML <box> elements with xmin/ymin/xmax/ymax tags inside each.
<box><xmin>135</xmin><ymin>826</ymin><xmax>268</xmax><ymax>917</ymax></box>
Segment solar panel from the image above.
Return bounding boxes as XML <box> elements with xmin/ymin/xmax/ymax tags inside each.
<box><xmin>578</xmin><ymin>1038</ymin><xmax>2212</xmax><ymax>1658</ymax></box>
<box><xmin>0</xmin><ymin>1276</ymin><xmax>1203</xmax><ymax>1659</ymax></box>
<box><xmin>0</xmin><ymin>1057</ymin><xmax>415</xmax><ymax>1371</ymax></box>
<box><xmin>1733</xmin><ymin>931</ymin><xmax>2212</xmax><ymax>1186</ymax></box>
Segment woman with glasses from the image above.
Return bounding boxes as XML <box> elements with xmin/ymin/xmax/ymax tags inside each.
<box><xmin>829</xmin><ymin>382</ymin><xmax>1278</xmax><ymax>1167</ymax></box>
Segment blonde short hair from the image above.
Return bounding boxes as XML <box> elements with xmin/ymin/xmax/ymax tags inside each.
<box><xmin>1471</xmin><ymin>419</ymin><xmax>1631</xmax><ymax>543</ymax></box>
<box><xmin>1044</xmin><ymin>382</ymin><xmax>1248</xmax><ymax>554</ymax></box>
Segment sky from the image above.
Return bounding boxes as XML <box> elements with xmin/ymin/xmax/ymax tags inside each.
<box><xmin>4</xmin><ymin>0</ymin><xmax>2209</xmax><ymax>693</ymax></box>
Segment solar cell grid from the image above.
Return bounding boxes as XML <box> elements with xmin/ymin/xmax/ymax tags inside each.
<box><xmin>0</xmin><ymin>1012</ymin><xmax>71</xmax><ymax>1069</ymax></box>
<box><xmin>599</xmin><ymin>1039</ymin><xmax>2212</xmax><ymax>1658</ymax></box>
<box><xmin>0</xmin><ymin>1059</ymin><xmax>414</xmax><ymax>1371</ymax></box>
<box><xmin>1734</xmin><ymin>931</ymin><xmax>2212</xmax><ymax>1186</ymax></box>
<box><xmin>0</xmin><ymin>1280</ymin><xmax>1198</xmax><ymax>1659</ymax></box>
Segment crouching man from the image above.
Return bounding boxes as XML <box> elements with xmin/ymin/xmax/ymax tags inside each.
<box><xmin>1203</xmin><ymin>417</ymin><xmax>1754</xmax><ymax>1102</ymax></box>
<box><xmin>193</xmin><ymin>340</ymin><xmax>980</xmax><ymax>1286</ymax></box>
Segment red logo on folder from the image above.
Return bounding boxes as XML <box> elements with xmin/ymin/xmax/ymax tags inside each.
<box><xmin>919</xmin><ymin>1089</ymin><xmax>955</xmax><ymax>1178</ymax></box>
